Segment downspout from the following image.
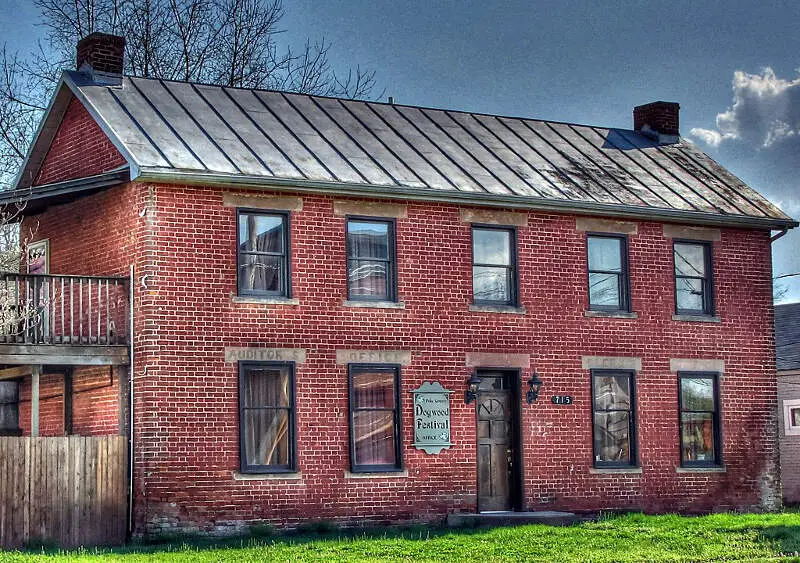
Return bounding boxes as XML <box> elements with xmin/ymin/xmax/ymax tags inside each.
<box><xmin>128</xmin><ymin>263</ymin><xmax>135</xmax><ymax>535</ymax></box>
<box><xmin>771</xmin><ymin>228</ymin><xmax>789</xmax><ymax>243</ymax></box>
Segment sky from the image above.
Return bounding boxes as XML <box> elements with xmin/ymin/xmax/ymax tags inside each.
<box><xmin>2</xmin><ymin>0</ymin><xmax>799</xmax><ymax>302</ymax></box>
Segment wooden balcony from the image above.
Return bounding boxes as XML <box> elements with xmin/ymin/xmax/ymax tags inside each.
<box><xmin>0</xmin><ymin>272</ymin><xmax>130</xmax><ymax>366</ymax></box>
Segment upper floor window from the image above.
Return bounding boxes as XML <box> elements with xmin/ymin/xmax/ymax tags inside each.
<box><xmin>349</xmin><ymin>364</ymin><xmax>402</xmax><ymax>472</ymax></box>
<box><xmin>472</xmin><ymin>226</ymin><xmax>517</xmax><ymax>306</ymax></box>
<box><xmin>673</xmin><ymin>241</ymin><xmax>713</xmax><ymax>316</ymax></box>
<box><xmin>347</xmin><ymin>218</ymin><xmax>396</xmax><ymax>302</ymax></box>
<box><xmin>0</xmin><ymin>381</ymin><xmax>20</xmax><ymax>436</ymax></box>
<box><xmin>237</xmin><ymin>210</ymin><xmax>290</xmax><ymax>297</ymax></box>
<box><xmin>784</xmin><ymin>399</ymin><xmax>800</xmax><ymax>437</ymax></box>
<box><xmin>239</xmin><ymin>362</ymin><xmax>296</xmax><ymax>473</ymax></box>
<box><xmin>592</xmin><ymin>370</ymin><xmax>637</xmax><ymax>468</ymax></box>
<box><xmin>679</xmin><ymin>373</ymin><xmax>721</xmax><ymax>466</ymax></box>
<box><xmin>587</xmin><ymin>234</ymin><xmax>630</xmax><ymax>312</ymax></box>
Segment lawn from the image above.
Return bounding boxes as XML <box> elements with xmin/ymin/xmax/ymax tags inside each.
<box><xmin>2</xmin><ymin>512</ymin><xmax>800</xmax><ymax>562</ymax></box>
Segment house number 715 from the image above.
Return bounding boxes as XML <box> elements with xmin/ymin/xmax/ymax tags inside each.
<box><xmin>551</xmin><ymin>395</ymin><xmax>573</xmax><ymax>405</ymax></box>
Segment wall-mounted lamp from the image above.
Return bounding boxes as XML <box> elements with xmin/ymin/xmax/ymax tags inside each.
<box><xmin>465</xmin><ymin>373</ymin><xmax>481</xmax><ymax>404</ymax></box>
<box><xmin>526</xmin><ymin>372</ymin><xmax>544</xmax><ymax>404</ymax></box>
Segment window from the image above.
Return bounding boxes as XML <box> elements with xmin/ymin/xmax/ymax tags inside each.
<box><xmin>679</xmin><ymin>373</ymin><xmax>721</xmax><ymax>466</ymax></box>
<box><xmin>346</xmin><ymin>218</ymin><xmax>396</xmax><ymax>301</ymax></box>
<box><xmin>472</xmin><ymin>226</ymin><xmax>517</xmax><ymax>306</ymax></box>
<box><xmin>587</xmin><ymin>235</ymin><xmax>630</xmax><ymax>312</ymax></box>
<box><xmin>239</xmin><ymin>362</ymin><xmax>296</xmax><ymax>473</ymax></box>
<box><xmin>786</xmin><ymin>400</ymin><xmax>800</xmax><ymax>437</ymax></box>
<box><xmin>674</xmin><ymin>241</ymin><xmax>713</xmax><ymax>316</ymax></box>
<box><xmin>349</xmin><ymin>365</ymin><xmax>402</xmax><ymax>472</ymax></box>
<box><xmin>0</xmin><ymin>381</ymin><xmax>20</xmax><ymax>436</ymax></box>
<box><xmin>591</xmin><ymin>370</ymin><xmax>636</xmax><ymax>467</ymax></box>
<box><xmin>237</xmin><ymin>210</ymin><xmax>290</xmax><ymax>297</ymax></box>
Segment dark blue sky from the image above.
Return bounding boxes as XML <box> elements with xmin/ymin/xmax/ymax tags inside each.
<box><xmin>3</xmin><ymin>0</ymin><xmax>799</xmax><ymax>300</ymax></box>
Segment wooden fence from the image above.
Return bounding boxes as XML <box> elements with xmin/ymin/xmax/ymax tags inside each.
<box><xmin>0</xmin><ymin>436</ymin><xmax>128</xmax><ymax>548</ymax></box>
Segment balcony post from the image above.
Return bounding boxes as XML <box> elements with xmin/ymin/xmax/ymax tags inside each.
<box><xmin>31</xmin><ymin>364</ymin><xmax>41</xmax><ymax>437</ymax></box>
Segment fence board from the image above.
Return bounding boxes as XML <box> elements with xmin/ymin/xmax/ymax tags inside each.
<box><xmin>0</xmin><ymin>436</ymin><xmax>127</xmax><ymax>548</ymax></box>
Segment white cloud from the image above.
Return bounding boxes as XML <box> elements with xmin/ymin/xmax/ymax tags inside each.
<box><xmin>691</xmin><ymin>67</ymin><xmax>800</xmax><ymax>149</ymax></box>
<box><xmin>689</xmin><ymin>127</ymin><xmax>724</xmax><ymax>147</ymax></box>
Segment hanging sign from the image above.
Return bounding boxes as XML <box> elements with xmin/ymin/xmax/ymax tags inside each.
<box><xmin>411</xmin><ymin>382</ymin><xmax>453</xmax><ymax>454</ymax></box>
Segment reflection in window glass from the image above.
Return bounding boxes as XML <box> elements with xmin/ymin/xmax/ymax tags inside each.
<box><xmin>472</xmin><ymin>227</ymin><xmax>516</xmax><ymax>305</ymax></box>
<box><xmin>592</xmin><ymin>372</ymin><xmax>635</xmax><ymax>467</ymax></box>
<box><xmin>587</xmin><ymin>235</ymin><xmax>628</xmax><ymax>311</ymax></box>
<box><xmin>347</xmin><ymin>219</ymin><xmax>395</xmax><ymax>301</ymax></box>
<box><xmin>679</xmin><ymin>374</ymin><xmax>720</xmax><ymax>465</ymax></box>
<box><xmin>240</xmin><ymin>364</ymin><xmax>295</xmax><ymax>472</ymax></box>
<box><xmin>238</xmin><ymin>212</ymin><xmax>288</xmax><ymax>296</ymax></box>
<box><xmin>674</xmin><ymin>242</ymin><xmax>712</xmax><ymax>315</ymax></box>
<box><xmin>350</xmin><ymin>366</ymin><xmax>401</xmax><ymax>471</ymax></box>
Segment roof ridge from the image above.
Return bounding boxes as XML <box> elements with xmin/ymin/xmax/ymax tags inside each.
<box><xmin>113</xmin><ymin>72</ymin><xmax>636</xmax><ymax>134</ymax></box>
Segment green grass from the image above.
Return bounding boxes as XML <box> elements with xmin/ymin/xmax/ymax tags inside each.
<box><xmin>2</xmin><ymin>512</ymin><xmax>800</xmax><ymax>562</ymax></box>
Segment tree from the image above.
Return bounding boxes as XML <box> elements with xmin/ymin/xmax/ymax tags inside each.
<box><xmin>0</xmin><ymin>0</ymin><xmax>380</xmax><ymax>190</ymax></box>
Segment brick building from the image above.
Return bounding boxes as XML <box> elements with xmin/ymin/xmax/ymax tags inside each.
<box><xmin>0</xmin><ymin>33</ymin><xmax>796</xmax><ymax>537</ymax></box>
<box><xmin>776</xmin><ymin>302</ymin><xmax>800</xmax><ymax>505</ymax></box>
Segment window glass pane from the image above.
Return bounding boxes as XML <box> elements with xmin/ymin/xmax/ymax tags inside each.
<box><xmin>353</xmin><ymin>410</ymin><xmax>396</xmax><ymax>466</ymax></box>
<box><xmin>588</xmin><ymin>237</ymin><xmax>622</xmax><ymax>272</ymax></box>
<box><xmin>477</xmin><ymin>375</ymin><xmax>508</xmax><ymax>391</ymax></box>
<box><xmin>473</xmin><ymin>266</ymin><xmax>510</xmax><ymax>303</ymax></box>
<box><xmin>593</xmin><ymin>375</ymin><xmax>631</xmax><ymax>410</ymax></box>
<box><xmin>674</xmin><ymin>243</ymin><xmax>706</xmax><ymax>277</ymax></box>
<box><xmin>676</xmin><ymin>277</ymin><xmax>704</xmax><ymax>312</ymax></box>
<box><xmin>790</xmin><ymin>407</ymin><xmax>800</xmax><ymax>428</ymax></box>
<box><xmin>348</xmin><ymin>221</ymin><xmax>389</xmax><ymax>259</ymax></box>
<box><xmin>239</xmin><ymin>255</ymin><xmax>282</xmax><ymax>293</ymax></box>
<box><xmin>473</xmin><ymin>229</ymin><xmax>511</xmax><ymax>265</ymax></box>
<box><xmin>681</xmin><ymin>412</ymin><xmax>715</xmax><ymax>462</ymax></box>
<box><xmin>593</xmin><ymin>411</ymin><xmax>631</xmax><ymax>463</ymax></box>
<box><xmin>348</xmin><ymin>260</ymin><xmax>388</xmax><ymax>299</ymax></box>
<box><xmin>239</xmin><ymin>214</ymin><xmax>284</xmax><ymax>253</ymax></box>
<box><xmin>244</xmin><ymin>367</ymin><xmax>290</xmax><ymax>408</ymax></box>
<box><xmin>589</xmin><ymin>273</ymin><xmax>620</xmax><ymax>307</ymax></box>
<box><xmin>0</xmin><ymin>381</ymin><xmax>18</xmax><ymax>403</ymax></box>
<box><xmin>681</xmin><ymin>378</ymin><xmax>714</xmax><ymax>411</ymax></box>
<box><xmin>243</xmin><ymin>409</ymin><xmax>290</xmax><ymax>466</ymax></box>
<box><xmin>353</xmin><ymin>370</ymin><xmax>395</xmax><ymax>409</ymax></box>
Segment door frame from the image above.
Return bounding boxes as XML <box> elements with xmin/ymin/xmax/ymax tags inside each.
<box><xmin>474</xmin><ymin>367</ymin><xmax>523</xmax><ymax>512</ymax></box>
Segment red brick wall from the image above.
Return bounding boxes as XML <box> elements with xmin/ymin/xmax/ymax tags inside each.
<box><xmin>34</xmin><ymin>97</ymin><xmax>126</xmax><ymax>186</ymax></box>
<box><xmin>778</xmin><ymin>372</ymin><xmax>800</xmax><ymax>505</ymax></box>
<box><xmin>127</xmin><ymin>183</ymin><xmax>780</xmax><ymax>535</ymax></box>
<box><xmin>18</xmin><ymin>367</ymin><xmax>120</xmax><ymax>436</ymax></box>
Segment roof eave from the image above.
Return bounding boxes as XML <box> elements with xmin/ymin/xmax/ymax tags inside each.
<box><xmin>134</xmin><ymin>168</ymin><xmax>799</xmax><ymax>231</ymax></box>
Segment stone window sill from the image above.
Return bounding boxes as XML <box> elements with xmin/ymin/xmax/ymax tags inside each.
<box><xmin>469</xmin><ymin>304</ymin><xmax>526</xmax><ymax>315</ymax></box>
<box><xmin>672</xmin><ymin>314</ymin><xmax>721</xmax><ymax>323</ymax></box>
<box><xmin>589</xmin><ymin>467</ymin><xmax>642</xmax><ymax>475</ymax></box>
<box><xmin>231</xmin><ymin>295</ymin><xmax>300</xmax><ymax>306</ymax></box>
<box><xmin>675</xmin><ymin>466</ymin><xmax>726</xmax><ymax>474</ymax></box>
<box><xmin>584</xmin><ymin>310</ymin><xmax>638</xmax><ymax>319</ymax></box>
<box><xmin>233</xmin><ymin>471</ymin><xmax>303</xmax><ymax>481</ymax></box>
<box><xmin>342</xmin><ymin>300</ymin><xmax>405</xmax><ymax>309</ymax></box>
<box><xmin>344</xmin><ymin>469</ymin><xmax>409</xmax><ymax>479</ymax></box>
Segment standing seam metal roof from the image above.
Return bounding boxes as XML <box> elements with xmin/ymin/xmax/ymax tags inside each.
<box><xmin>13</xmin><ymin>71</ymin><xmax>797</xmax><ymax>228</ymax></box>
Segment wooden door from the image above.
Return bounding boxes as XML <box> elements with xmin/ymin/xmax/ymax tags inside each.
<box><xmin>476</xmin><ymin>372</ymin><xmax>517</xmax><ymax>512</ymax></box>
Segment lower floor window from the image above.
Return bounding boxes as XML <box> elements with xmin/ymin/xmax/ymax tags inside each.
<box><xmin>592</xmin><ymin>370</ymin><xmax>636</xmax><ymax>467</ymax></box>
<box><xmin>349</xmin><ymin>364</ymin><xmax>402</xmax><ymax>472</ymax></box>
<box><xmin>239</xmin><ymin>362</ymin><xmax>295</xmax><ymax>473</ymax></box>
<box><xmin>679</xmin><ymin>373</ymin><xmax>721</xmax><ymax>466</ymax></box>
<box><xmin>0</xmin><ymin>381</ymin><xmax>20</xmax><ymax>436</ymax></box>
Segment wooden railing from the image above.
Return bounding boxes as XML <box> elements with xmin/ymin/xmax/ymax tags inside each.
<box><xmin>0</xmin><ymin>273</ymin><xmax>129</xmax><ymax>345</ymax></box>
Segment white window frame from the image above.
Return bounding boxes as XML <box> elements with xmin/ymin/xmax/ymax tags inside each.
<box><xmin>784</xmin><ymin>398</ymin><xmax>800</xmax><ymax>436</ymax></box>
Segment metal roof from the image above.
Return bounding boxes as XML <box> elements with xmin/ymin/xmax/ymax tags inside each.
<box><xmin>777</xmin><ymin>302</ymin><xmax>800</xmax><ymax>372</ymax></box>
<box><xmin>13</xmin><ymin>70</ymin><xmax>798</xmax><ymax>229</ymax></box>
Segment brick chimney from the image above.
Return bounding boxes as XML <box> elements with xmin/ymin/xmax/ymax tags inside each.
<box><xmin>76</xmin><ymin>33</ymin><xmax>125</xmax><ymax>84</ymax></box>
<box><xmin>633</xmin><ymin>101</ymin><xmax>680</xmax><ymax>144</ymax></box>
